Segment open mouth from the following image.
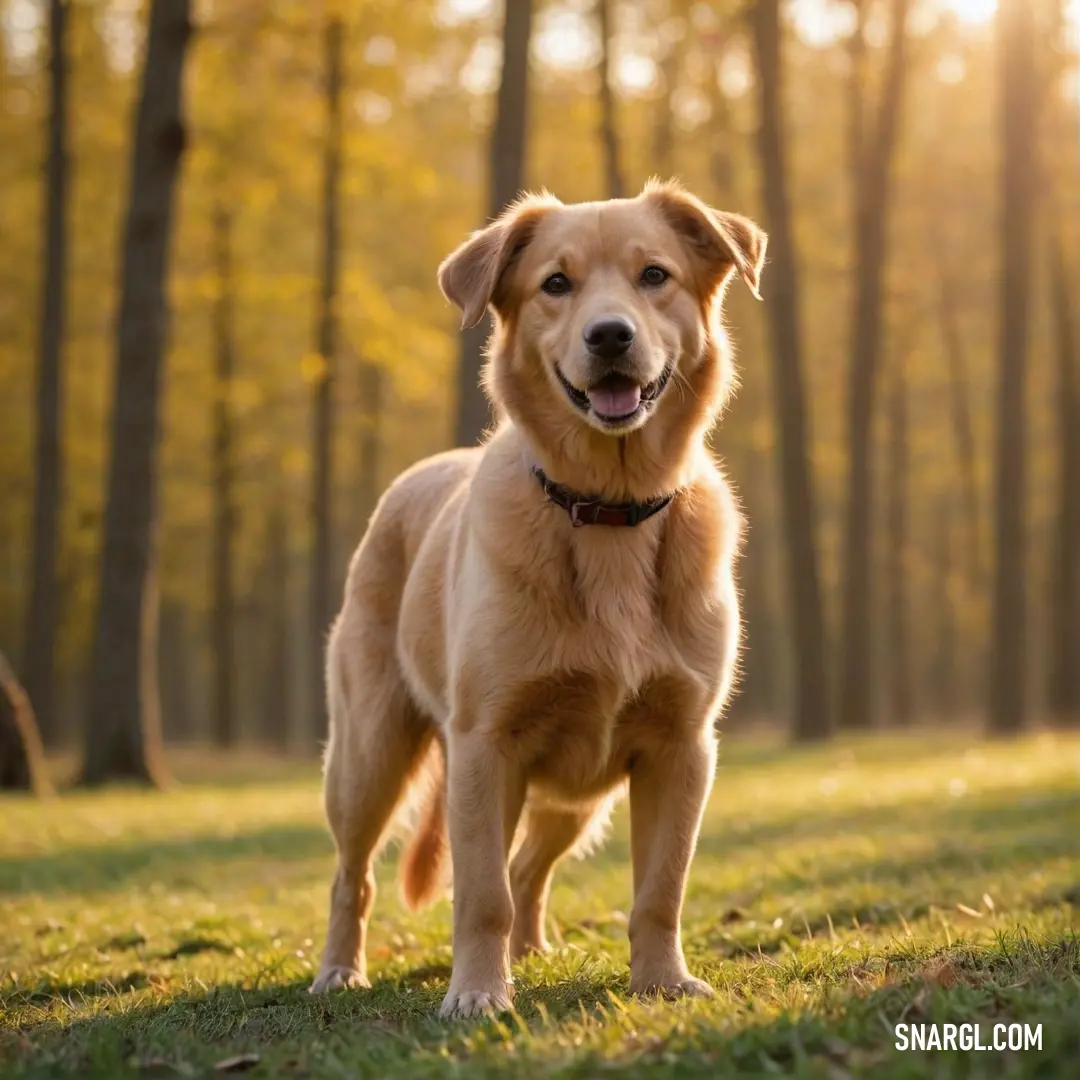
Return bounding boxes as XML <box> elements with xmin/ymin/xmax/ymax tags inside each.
<box><xmin>555</xmin><ymin>362</ymin><xmax>674</xmax><ymax>425</ymax></box>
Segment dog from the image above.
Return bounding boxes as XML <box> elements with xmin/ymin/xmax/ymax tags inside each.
<box><xmin>310</xmin><ymin>180</ymin><xmax>766</xmax><ymax>1018</ymax></box>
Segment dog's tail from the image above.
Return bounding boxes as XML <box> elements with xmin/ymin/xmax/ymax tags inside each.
<box><xmin>399</xmin><ymin>738</ymin><xmax>448</xmax><ymax>911</ymax></box>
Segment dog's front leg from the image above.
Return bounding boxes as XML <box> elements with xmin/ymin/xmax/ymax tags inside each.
<box><xmin>627</xmin><ymin>731</ymin><xmax>716</xmax><ymax>998</ymax></box>
<box><xmin>440</xmin><ymin>728</ymin><xmax>526</xmax><ymax>1019</ymax></box>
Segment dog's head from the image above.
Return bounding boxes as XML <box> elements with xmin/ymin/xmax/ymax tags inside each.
<box><xmin>439</xmin><ymin>181</ymin><xmax>766</xmax><ymax>473</ymax></box>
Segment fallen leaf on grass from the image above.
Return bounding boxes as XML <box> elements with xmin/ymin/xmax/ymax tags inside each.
<box><xmin>214</xmin><ymin>1054</ymin><xmax>260</xmax><ymax>1073</ymax></box>
<box><xmin>923</xmin><ymin>962</ymin><xmax>958</xmax><ymax>989</ymax></box>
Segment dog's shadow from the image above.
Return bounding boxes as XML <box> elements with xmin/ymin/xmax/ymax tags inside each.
<box><xmin>7</xmin><ymin>952</ymin><xmax>641</xmax><ymax>1077</ymax></box>
<box><xmin>364</xmin><ymin>962</ymin><xmax>624</xmax><ymax>1020</ymax></box>
<box><xmin>392</xmin><ymin>961</ymin><xmax>453</xmax><ymax>987</ymax></box>
<box><xmin>15</xmin><ymin>938</ymin><xmax>1080</xmax><ymax>1075</ymax></box>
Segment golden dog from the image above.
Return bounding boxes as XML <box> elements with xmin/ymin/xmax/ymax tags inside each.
<box><xmin>310</xmin><ymin>180</ymin><xmax>766</xmax><ymax>1017</ymax></box>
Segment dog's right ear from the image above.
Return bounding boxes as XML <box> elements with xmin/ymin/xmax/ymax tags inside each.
<box><xmin>438</xmin><ymin>193</ymin><xmax>560</xmax><ymax>329</ymax></box>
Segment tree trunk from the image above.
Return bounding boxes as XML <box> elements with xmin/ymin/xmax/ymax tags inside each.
<box><xmin>988</xmin><ymin>0</ymin><xmax>1037</xmax><ymax>735</ymax></box>
<box><xmin>705</xmin><ymin>43</ymin><xmax>735</xmax><ymax>201</ymax></box>
<box><xmin>930</xmin><ymin>496</ymin><xmax>957</xmax><ymax>717</ymax></box>
<box><xmin>1047</xmin><ymin>235</ymin><xmax>1080</xmax><ymax>726</ymax></box>
<box><xmin>211</xmin><ymin>203</ymin><xmax>237</xmax><ymax>748</ymax></box>
<box><xmin>357</xmin><ymin>360</ymin><xmax>383</xmax><ymax>526</ymax></box>
<box><xmin>596</xmin><ymin>0</ymin><xmax>624</xmax><ymax>199</ymax></box>
<box><xmin>736</xmin><ymin>443</ymin><xmax>782</xmax><ymax>720</ymax></box>
<box><xmin>748</xmin><ymin>0</ymin><xmax>831</xmax><ymax>742</ymax></box>
<box><xmin>310</xmin><ymin>16</ymin><xmax>343</xmax><ymax>746</ymax></box>
<box><xmin>81</xmin><ymin>0</ymin><xmax>191</xmax><ymax>787</ymax></box>
<box><xmin>846</xmin><ymin>0</ymin><xmax>867</xmax><ymax>223</ymax></box>
<box><xmin>0</xmin><ymin>650</ymin><xmax>53</xmax><ymax>796</ymax></box>
<box><xmin>22</xmin><ymin>0</ymin><xmax>68</xmax><ymax>748</ymax></box>
<box><xmin>652</xmin><ymin>35</ymin><xmax>680</xmax><ymax>180</ymax></box>
<box><xmin>935</xmin><ymin>259</ymin><xmax>982</xmax><ymax>579</ymax></box>
<box><xmin>159</xmin><ymin>599</ymin><xmax>195</xmax><ymax>743</ymax></box>
<box><xmin>837</xmin><ymin>0</ymin><xmax>911</xmax><ymax>731</ymax></box>
<box><xmin>263</xmin><ymin>506</ymin><xmax>292</xmax><ymax>751</ymax></box>
<box><xmin>884</xmin><ymin>360</ymin><xmax>913</xmax><ymax>725</ymax></box>
<box><xmin>455</xmin><ymin>0</ymin><xmax>534</xmax><ymax>447</ymax></box>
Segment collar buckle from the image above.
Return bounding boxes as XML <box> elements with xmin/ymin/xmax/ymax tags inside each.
<box><xmin>532</xmin><ymin>465</ymin><xmax>673</xmax><ymax>529</ymax></box>
<box><xmin>569</xmin><ymin>500</ymin><xmax>599</xmax><ymax>527</ymax></box>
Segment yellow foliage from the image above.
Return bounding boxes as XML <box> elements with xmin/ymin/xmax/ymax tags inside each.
<box><xmin>1</xmin><ymin>0</ymin><xmax>1076</xmax><ymax>714</ymax></box>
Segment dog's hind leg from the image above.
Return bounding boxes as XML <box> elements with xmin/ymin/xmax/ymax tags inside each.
<box><xmin>310</xmin><ymin>612</ymin><xmax>432</xmax><ymax>993</ymax></box>
<box><xmin>509</xmin><ymin>797</ymin><xmax>616</xmax><ymax>959</ymax></box>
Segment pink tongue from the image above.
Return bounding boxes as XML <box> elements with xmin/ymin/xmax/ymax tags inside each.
<box><xmin>588</xmin><ymin>382</ymin><xmax>641</xmax><ymax>418</ymax></box>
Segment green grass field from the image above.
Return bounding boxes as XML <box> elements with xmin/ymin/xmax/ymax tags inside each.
<box><xmin>2</xmin><ymin>731</ymin><xmax>1078</xmax><ymax>1078</ymax></box>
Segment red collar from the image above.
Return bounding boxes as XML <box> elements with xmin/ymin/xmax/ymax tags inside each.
<box><xmin>532</xmin><ymin>466</ymin><xmax>675</xmax><ymax>528</ymax></box>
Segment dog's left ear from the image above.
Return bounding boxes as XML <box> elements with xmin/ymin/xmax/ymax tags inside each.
<box><xmin>438</xmin><ymin>193</ymin><xmax>560</xmax><ymax>329</ymax></box>
<box><xmin>644</xmin><ymin>182</ymin><xmax>767</xmax><ymax>300</ymax></box>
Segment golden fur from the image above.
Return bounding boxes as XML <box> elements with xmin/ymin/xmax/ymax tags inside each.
<box><xmin>310</xmin><ymin>181</ymin><xmax>767</xmax><ymax>1017</ymax></box>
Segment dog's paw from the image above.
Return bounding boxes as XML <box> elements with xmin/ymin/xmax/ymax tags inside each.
<box><xmin>663</xmin><ymin>976</ymin><xmax>715</xmax><ymax>999</ymax></box>
<box><xmin>309</xmin><ymin>965</ymin><xmax>370</xmax><ymax>993</ymax></box>
<box><xmin>438</xmin><ymin>987</ymin><xmax>513</xmax><ymax>1019</ymax></box>
<box><xmin>632</xmin><ymin>975</ymin><xmax>714</xmax><ymax>1000</ymax></box>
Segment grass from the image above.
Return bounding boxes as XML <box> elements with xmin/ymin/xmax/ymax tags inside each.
<box><xmin>1</xmin><ymin>730</ymin><xmax>1079</xmax><ymax>1079</ymax></box>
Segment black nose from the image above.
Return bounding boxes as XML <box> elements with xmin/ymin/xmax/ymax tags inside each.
<box><xmin>583</xmin><ymin>316</ymin><xmax>636</xmax><ymax>360</ymax></box>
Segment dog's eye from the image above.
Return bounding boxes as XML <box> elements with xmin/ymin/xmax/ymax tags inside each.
<box><xmin>641</xmin><ymin>265</ymin><xmax>669</xmax><ymax>287</ymax></box>
<box><xmin>541</xmin><ymin>272</ymin><xmax>572</xmax><ymax>296</ymax></box>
